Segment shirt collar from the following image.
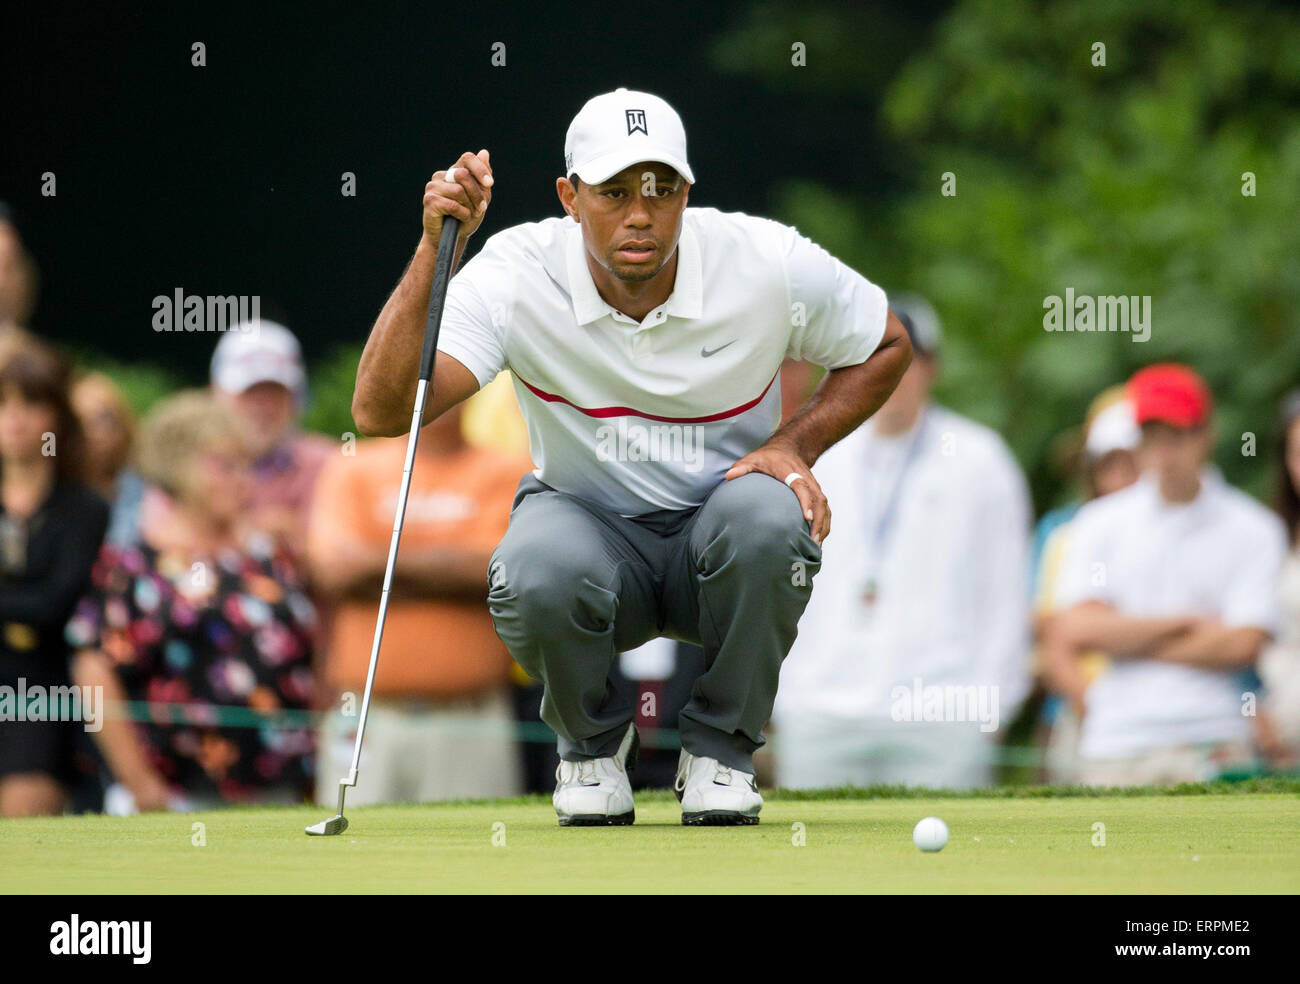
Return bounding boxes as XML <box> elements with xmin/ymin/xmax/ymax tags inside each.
<box><xmin>253</xmin><ymin>441</ymin><xmax>297</xmax><ymax>475</ymax></box>
<box><xmin>565</xmin><ymin>219</ymin><xmax>703</xmax><ymax>326</ymax></box>
<box><xmin>867</xmin><ymin>403</ymin><xmax>931</xmax><ymax>444</ymax></box>
<box><xmin>1136</xmin><ymin>466</ymin><xmax>1224</xmax><ymax>514</ymax></box>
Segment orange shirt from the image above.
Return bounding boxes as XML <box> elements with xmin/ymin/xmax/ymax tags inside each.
<box><xmin>310</xmin><ymin>438</ymin><xmax>527</xmax><ymax>698</ymax></box>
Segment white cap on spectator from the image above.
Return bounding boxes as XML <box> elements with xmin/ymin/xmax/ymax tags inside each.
<box><xmin>210</xmin><ymin>320</ymin><xmax>305</xmax><ymax>396</ymax></box>
<box><xmin>1085</xmin><ymin>399</ymin><xmax>1140</xmax><ymax>458</ymax></box>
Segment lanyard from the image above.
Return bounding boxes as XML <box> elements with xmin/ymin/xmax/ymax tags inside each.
<box><xmin>861</xmin><ymin>410</ymin><xmax>929</xmax><ymax>602</ymax></box>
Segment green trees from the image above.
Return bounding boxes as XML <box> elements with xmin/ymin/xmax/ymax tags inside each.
<box><xmin>716</xmin><ymin>0</ymin><xmax>1300</xmax><ymax>506</ymax></box>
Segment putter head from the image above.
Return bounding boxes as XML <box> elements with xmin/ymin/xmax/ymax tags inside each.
<box><xmin>305</xmin><ymin>814</ymin><xmax>349</xmax><ymax>836</ymax></box>
<box><xmin>305</xmin><ymin>777</ymin><xmax>355</xmax><ymax>836</ymax></box>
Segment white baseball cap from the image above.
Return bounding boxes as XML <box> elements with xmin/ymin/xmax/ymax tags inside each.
<box><xmin>1085</xmin><ymin>399</ymin><xmax>1140</xmax><ymax>458</ymax></box>
<box><xmin>564</xmin><ymin>88</ymin><xmax>695</xmax><ymax>186</ymax></box>
<box><xmin>210</xmin><ymin>320</ymin><xmax>306</xmax><ymax>395</ymax></box>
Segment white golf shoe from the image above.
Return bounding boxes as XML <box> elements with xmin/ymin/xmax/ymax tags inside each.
<box><xmin>674</xmin><ymin>749</ymin><xmax>762</xmax><ymax>825</ymax></box>
<box><xmin>553</xmin><ymin>723</ymin><xmax>638</xmax><ymax>826</ymax></box>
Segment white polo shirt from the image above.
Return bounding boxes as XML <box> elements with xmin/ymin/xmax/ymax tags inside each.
<box><xmin>1054</xmin><ymin>469</ymin><xmax>1288</xmax><ymax>758</ymax></box>
<box><xmin>436</xmin><ymin>206</ymin><xmax>889</xmax><ymax>516</ymax></box>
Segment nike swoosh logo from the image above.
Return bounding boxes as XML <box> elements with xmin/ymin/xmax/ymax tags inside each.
<box><xmin>701</xmin><ymin>340</ymin><xmax>737</xmax><ymax>357</ymax></box>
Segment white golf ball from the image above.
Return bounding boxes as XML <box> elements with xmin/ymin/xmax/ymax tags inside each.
<box><xmin>913</xmin><ymin>816</ymin><xmax>949</xmax><ymax>852</ymax></box>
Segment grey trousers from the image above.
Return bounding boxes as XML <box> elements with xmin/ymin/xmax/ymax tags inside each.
<box><xmin>488</xmin><ymin>472</ymin><xmax>822</xmax><ymax>773</ymax></box>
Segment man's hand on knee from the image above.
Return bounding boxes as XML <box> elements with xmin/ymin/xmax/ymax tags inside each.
<box><xmin>724</xmin><ymin>442</ymin><xmax>830</xmax><ymax>543</ymax></box>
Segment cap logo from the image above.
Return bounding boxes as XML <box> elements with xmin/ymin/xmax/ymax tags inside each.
<box><xmin>625</xmin><ymin>109</ymin><xmax>647</xmax><ymax>135</ymax></box>
<box><xmin>565</xmin><ymin>151</ymin><xmax>574</xmax><ymax>172</ymax></box>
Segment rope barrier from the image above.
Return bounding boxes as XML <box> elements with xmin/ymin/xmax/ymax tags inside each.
<box><xmin>13</xmin><ymin>697</ymin><xmax>1280</xmax><ymax>772</ymax></box>
<box><xmin>101</xmin><ymin>699</ymin><xmax>1050</xmax><ymax>763</ymax></box>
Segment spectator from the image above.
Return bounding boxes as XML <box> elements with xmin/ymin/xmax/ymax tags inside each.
<box><xmin>72</xmin><ymin>372</ymin><xmax>147</xmax><ymax>547</ymax></box>
<box><xmin>1046</xmin><ymin>364</ymin><xmax>1287</xmax><ymax>786</ymax></box>
<box><xmin>0</xmin><ymin>337</ymin><xmax>108</xmax><ymax>816</ymax></box>
<box><xmin>0</xmin><ymin>324</ymin><xmax>35</xmax><ymax>367</ymax></box>
<box><xmin>68</xmin><ymin>390</ymin><xmax>317</xmax><ymax>809</ymax></box>
<box><xmin>1258</xmin><ymin>389</ymin><xmax>1300</xmax><ymax>769</ymax></box>
<box><xmin>1030</xmin><ymin>387</ymin><xmax>1141</xmax><ymax>603</ymax></box>
<box><xmin>0</xmin><ymin>206</ymin><xmax>39</xmax><ymax>331</ymax></box>
<box><xmin>774</xmin><ymin>296</ymin><xmax>1032</xmax><ymax>789</ymax></box>
<box><xmin>210</xmin><ymin>321</ymin><xmax>333</xmax><ymax>560</ymax></box>
<box><xmin>1032</xmin><ymin>393</ymin><xmax>1142</xmax><ymax>782</ymax></box>
<box><xmin>307</xmin><ymin>401</ymin><xmax>527</xmax><ymax>804</ymax></box>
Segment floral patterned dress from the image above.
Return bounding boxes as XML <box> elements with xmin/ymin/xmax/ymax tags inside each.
<box><xmin>66</xmin><ymin>533</ymin><xmax>317</xmax><ymax>804</ymax></box>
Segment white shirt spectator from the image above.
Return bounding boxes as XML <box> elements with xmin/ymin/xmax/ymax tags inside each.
<box><xmin>776</xmin><ymin>405</ymin><xmax>1032</xmax><ymax>730</ymax></box>
<box><xmin>1054</xmin><ymin>469</ymin><xmax>1287</xmax><ymax>759</ymax></box>
<box><xmin>1259</xmin><ymin>550</ymin><xmax>1300</xmax><ymax>753</ymax></box>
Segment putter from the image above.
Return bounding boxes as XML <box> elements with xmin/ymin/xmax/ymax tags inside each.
<box><xmin>306</xmin><ymin>215</ymin><xmax>462</xmax><ymax>836</ymax></box>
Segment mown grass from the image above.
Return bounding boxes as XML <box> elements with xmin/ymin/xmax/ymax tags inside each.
<box><xmin>3</xmin><ymin>784</ymin><xmax>1297</xmax><ymax>894</ymax></box>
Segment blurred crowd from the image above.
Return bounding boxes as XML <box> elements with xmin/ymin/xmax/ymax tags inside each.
<box><xmin>1</xmin><ymin>208</ymin><xmax>1298</xmax><ymax>817</ymax></box>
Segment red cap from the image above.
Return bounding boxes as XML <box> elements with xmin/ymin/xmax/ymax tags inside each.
<box><xmin>1127</xmin><ymin>364</ymin><xmax>1212</xmax><ymax>429</ymax></box>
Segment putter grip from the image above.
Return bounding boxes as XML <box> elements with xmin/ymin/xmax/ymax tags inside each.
<box><xmin>418</xmin><ymin>215</ymin><xmax>462</xmax><ymax>383</ymax></box>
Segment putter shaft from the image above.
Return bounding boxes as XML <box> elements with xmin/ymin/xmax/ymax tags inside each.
<box><xmin>306</xmin><ymin>216</ymin><xmax>461</xmax><ymax>836</ymax></box>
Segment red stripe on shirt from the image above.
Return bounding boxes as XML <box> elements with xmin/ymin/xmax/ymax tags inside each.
<box><xmin>515</xmin><ymin>372</ymin><xmax>779</xmax><ymax>424</ymax></box>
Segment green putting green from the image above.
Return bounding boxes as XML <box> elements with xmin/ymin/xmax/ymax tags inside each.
<box><xmin>5</xmin><ymin>781</ymin><xmax>1298</xmax><ymax>894</ymax></box>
